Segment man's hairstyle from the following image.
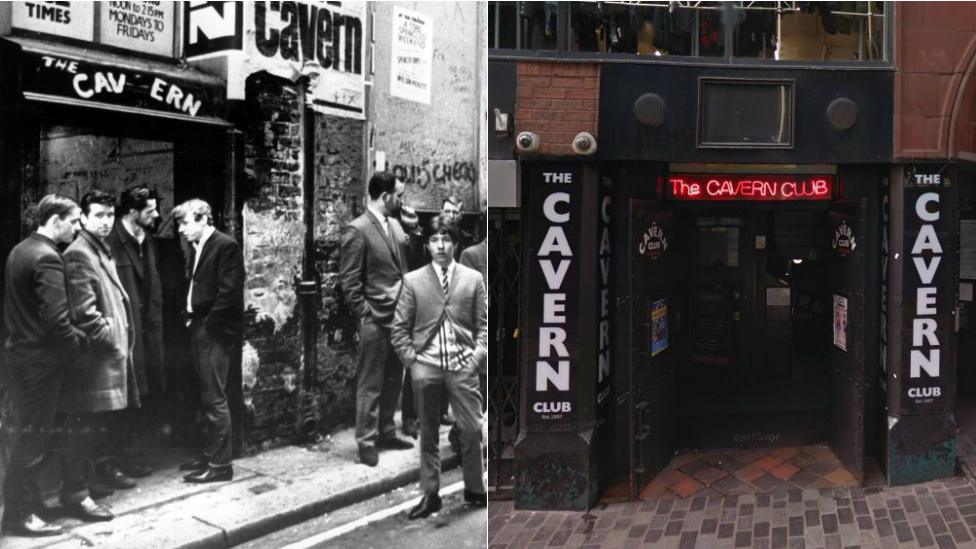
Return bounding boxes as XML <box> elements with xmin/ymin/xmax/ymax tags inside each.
<box><xmin>35</xmin><ymin>194</ymin><xmax>79</xmax><ymax>227</ymax></box>
<box><xmin>119</xmin><ymin>186</ymin><xmax>159</xmax><ymax>215</ymax></box>
<box><xmin>172</xmin><ymin>198</ymin><xmax>213</xmax><ymax>225</ymax></box>
<box><xmin>426</xmin><ymin>213</ymin><xmax>460</xmax><ymax>244</ymax></box>
<box><xmin>400</xmin><ymin>204</ymin><xmax>419</xmax><ymax>228</ymax></box>
<box><xmin>441</xmin><ymin>196</ymin><xmax>462</xmax><ymax>211</ymax></box>
<box><xmin>367</xmin><ymin>171</ymin><xmax>398</xmax><ymax>200</ymax></box>
<box><xmin>80</xmin><ymin>189</ymin><xmax>116</xmax><ymax>215</ymax></box>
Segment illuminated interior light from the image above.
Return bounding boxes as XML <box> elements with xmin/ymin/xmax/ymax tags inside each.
<box><xmin>792</xmin><ymin>258</ymin><xmax>803</xmax><ymax>264</ymax></box>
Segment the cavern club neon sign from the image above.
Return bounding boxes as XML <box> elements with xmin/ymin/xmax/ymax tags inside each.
<box><xmin>667</xmin><ymin>174</ymin><xmax>833</xmax><ymax>201</ymax></box>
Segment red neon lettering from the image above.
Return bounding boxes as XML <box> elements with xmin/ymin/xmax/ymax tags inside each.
<box><xmin>666</xmin><ymin>175</ymin><xmax>833</xmax><ymax>201</ymax></box>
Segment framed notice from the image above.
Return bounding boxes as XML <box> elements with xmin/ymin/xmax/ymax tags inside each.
<box><xmin>12</xmin><ymin>1</ymin><xmax>94</xmax><ymax>41</ymax></box>
<box><xmin>99</xmin><ymin>1</ymin><xmax>176</xmax><ymax>57</ymax></box>
<box><xmin>651</xmin><ymin>299</ymin><xmax>668</xmax><ymax>356</ymax></box>
<box><xmin>833</xmin><ymin>294</ymin><xmax>848</xmax><ymax>351</ymax></box>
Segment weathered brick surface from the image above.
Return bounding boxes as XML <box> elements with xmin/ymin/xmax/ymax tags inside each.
<box><xmin>515</xmin><ymin>62</ymin><xmax>600</xmax><ymax>156</ymax></box>
<box><xmin>313</xmin><ymin>114</ymin><xmax>365</xmax><ymax>431</ymax></box>
<box><xmin>895</xmin><ymin>2</ymin><xmax>976</xmax><ymax>159</ymax></box>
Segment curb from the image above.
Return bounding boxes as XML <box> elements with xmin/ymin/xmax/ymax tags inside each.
<box><xmin>181</xmin><ymin>453</ymin><xmax>461</xmax><ymax>549</ymax></box>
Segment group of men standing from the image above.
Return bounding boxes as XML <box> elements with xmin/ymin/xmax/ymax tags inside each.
<box><xmin>338</xmin><ymin>172</ymin><xmax>488</xmax><ymax>520</ymax></box>
<box><xmin>1</xmin><ymin>190</ymin><xmax>244</xmax><ymax>537</ymax></box>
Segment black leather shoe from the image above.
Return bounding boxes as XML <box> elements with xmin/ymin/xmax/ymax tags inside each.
<box><xmin>97</xmin><ymin>463</ymin><xmax>137</xmax><ymax>489</ymax></box>
<box><xmin>408</xmin><ymin>493</ymin><xmax>443</xmax><ymax>520</ymax></box>
<box><xmin>179</xmin><ymin>457</ymin><xmax>209</xmax><ymax>471</ymax></box>
<box><xmin>119</xmin><ymin>462</ymin><xmax>152</xmax><ymax>478</ymax></box>
<box><xmin>1</xmin><ymin>513</ymin><xmax>63</xmax><ymax>536</ymax></box>
<box><xmin>377</xmin><ymin>436</ymin><xmax>414</xmax><ymax>450</ymax></box>
<box><xmin>64</xmin><ymin>497</ymin><xmax>114</xmax><ymax>522</ymax></box>
<box><xmin>183</xmin><ymin>466</ymin><xmax>233</xmax><ymax>483</ymax></box>
<box><xmin>359</xmin><ymin>446</ymin><xmax>379</xmax><ymax>467</ymax></box>
<box><xmin>402</xmin><ymin>419</ymin><xmax>419</xmax><ymax>439</ymax></box>
<box><xmin>464</xmin><ymin>490</ymin><xmax>487</xmax><ymax>507</ymax></box>
<box><xmin>88</xmin><ymin>484</ymin><xmax>115</xmax><ymax>500</ymax></box>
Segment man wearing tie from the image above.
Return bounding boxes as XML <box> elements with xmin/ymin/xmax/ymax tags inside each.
<box><xmin>391</xmin><ymin>215</ymin><xmax>488</xmax><ymax>519</ymax></box>
<box><xmin>339</xmin><ymin>172</ymin><xmax>414</xmax><ymax>467</ymax></box>
<box><xmin>172</xmin><ymin>199</ymin><xmax>244</xmax><ymax>483</ymax></box>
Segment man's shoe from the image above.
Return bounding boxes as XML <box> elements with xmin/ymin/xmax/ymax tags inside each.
<box><xmin>179</xmin><ymin>456</ymin><xmax>209</xmax><ymax>471</ymax></box>
<box><xmin>359</xmin><ymin>446</ymin><xmax>379</xmax><ymax>467</ymax></box>
<box><xmin>1</xmin><ymin>513</ymin><xmax>63</xmax><ymax>536</ymax></box>
<box><xmin>377</xmin><ymin>436</ymin><xmax>414</xmax><ymax>450</ymax></box>
<box><xmin>63</xmin><ymin>497</ymin><xmax>114</xmax><ymax>522</ymax></box>
<box><xmin>88</xmin><ymin>484</ymin><xmax>115</xmax><ymax>500</ymax></box>
<box><xmin>96</xmin><ymin>463</ymin><xmax>137</xmax><ymax>489</ymax></box>
<box><xmin>408</xmin><ymin>493</ymin><xmax>443</xmax><ymax>520</ymax></box>
<box><xmin>464</xmin><ymin>490</ymin><xmax>487</xmax><ymax>507</ymax></box>
<box><xmin>119</xmin><ymin>462</ymin><xmax>152</xmax><ymax>478</ymax></box>
<box><xmin>183</xmin><ymin>466</ymin><xmax>233</xmax><ymax>483</ymax></box>
<box><xmin>402</xmin><ymin>419</ymin><xmax>419</xmax><ymax>439</ymax></box>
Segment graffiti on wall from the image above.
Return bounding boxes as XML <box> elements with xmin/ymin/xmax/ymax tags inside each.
<box><xmin>389</xmin><ymin>157</ymin><xmax>477</xmax><ymax>209</ymax></box>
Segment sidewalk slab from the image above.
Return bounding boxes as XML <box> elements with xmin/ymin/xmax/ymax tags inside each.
<box><xmin>0</xmin><ymin>420</ymin><xmax>460</xmax><ymax>549</ymax></box>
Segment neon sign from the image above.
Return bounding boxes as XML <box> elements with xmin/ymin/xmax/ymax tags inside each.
<box><xmin>667</xmin><ymin>174</ymin><xmax>833</xmax><ymax>201</ymax></box>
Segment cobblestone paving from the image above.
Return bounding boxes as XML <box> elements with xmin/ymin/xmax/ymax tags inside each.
<box><xmin>489</xmin><ymin>474</ymin><xmax>976</xmax><ymax>548</ymax></box>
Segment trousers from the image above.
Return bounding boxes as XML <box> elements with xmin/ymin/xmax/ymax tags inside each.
<box><xmin>191</xmin><ymin>322</ymin><xmax>232</xmax><ymax>466</ymax></box>
<box><xmin>355</xmin><ymin>317</ymin><xmax>404</xmax><ymax>448</ymax></box>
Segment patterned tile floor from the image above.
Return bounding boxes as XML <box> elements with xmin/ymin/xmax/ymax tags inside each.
<box><xmin>489</xmin><ymin>404</ymin><xmax>976</xmax><ymax>548</ymax></box>
<box><xmin>635</xmin><ymin>445</ymin><xmax>861</xmax><ymax>501</ymax></box>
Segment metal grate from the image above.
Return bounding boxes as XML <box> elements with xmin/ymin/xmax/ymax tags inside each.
<box><xmin>488</xmin><ymin>209</ymin><xmax>522</xmax><ymax>496</ymax></box>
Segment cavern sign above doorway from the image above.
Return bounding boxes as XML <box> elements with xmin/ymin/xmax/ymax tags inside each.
<box><xmin>667</xmin><ymin>174</ymin><xmax>834</xmax><ymax>202</ymax></box>
<box><xmin>183</xmin><ymin>0</ymin><xmax>366</xmax><ymax>119</ymax></box>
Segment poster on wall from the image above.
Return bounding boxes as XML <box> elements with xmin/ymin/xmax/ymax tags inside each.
<box><xmin>651</xmin><ymin>299</ymin><xmax>668</xmax><ymax>356</ymax></box>
<box><xmin>833</xmin><ymin>294</ymin><xmax>848</xmax><ymax>351</ymax></box>
<box><xmin>12</xmin><ymin>1</ymin><xmax>94</xmax><ymax>41</ymax></box>
<box><xmin>390</xmin><ymin>6</ymin><xmax>433</xmax><ymax>105</ymax></box>
<box><xmin>99</xmin><ymin>1</ymin><xmax>175</xmax><ymax>56</ymax></box>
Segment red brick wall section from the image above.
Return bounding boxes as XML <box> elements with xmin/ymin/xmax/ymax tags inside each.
<box><xmin>895</xmin><ymin>2</ymin><xmax>976</xmax><ymax>159</ymax></box>
<box><xmin>516</xmin><ymin>62</ymin><xmax>599</xmax><ymax>156</ymax></box>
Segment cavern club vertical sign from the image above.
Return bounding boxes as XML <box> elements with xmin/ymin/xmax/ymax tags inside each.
<box><xmin>888</xmin><ymin>165</ymin><xmax>957</xmax><ymax>416</ymax></box>
<box><xmin>522</xmin><ymin>163</ymin><xmax>598</xmax><ymax>431</ymax></box>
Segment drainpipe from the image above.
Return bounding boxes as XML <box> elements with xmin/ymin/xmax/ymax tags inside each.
<box><xmin>297</xmin><ymin>104</ymin><xmax>320</xmax><ymax>440</ymax></box>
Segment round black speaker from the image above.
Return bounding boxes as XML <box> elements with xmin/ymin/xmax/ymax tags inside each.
<box><xmin>634</xmin><ymin>93</ymin><xmax>666</xmax><ymax>128</ymax></box>
<box><xmin>827</xmin><ymin>98</ymin><xmax>858</xmax><ymax>131</ymax></box>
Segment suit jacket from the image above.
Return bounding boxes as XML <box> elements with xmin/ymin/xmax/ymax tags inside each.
<box><xmin>459</xmin><ymin>239</ymin><xmax>488</xmax><ymax>289</ymax></box>
<box><xmin>61</xmin><ymin>230</ymin><xmax>137</xmax><ymax>414</ymax></box>
<box><xmin>186</xmin><ymin>228</ymin><xmax>245</xmax><ymax>340</ymax></box>
<box><xmin>106</xmin><ymin>221</ymin><xmax>165</xmax><ymax>394</ymax></box>
<box><xmin>3</xmin><ymin>233</ymin><xmax>85</xmax><ymax>371</ymax></box>
<box><xmin>338</xmin><ymin>210</ymin><xmax>409</xmax><ymax>326</ymax></box>
<box><xmin>391</xmin><ymin>263</ymin><xmax>488</xmax><ymax>370</ymax></box>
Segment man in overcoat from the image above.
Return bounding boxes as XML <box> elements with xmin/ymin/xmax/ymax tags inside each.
<box><xmin>2</xmin><ymin>195</ymin><xmax>85</xmax><ymax>536</ymax></box>
<box><xmin>339</xmin><ymin>172</ymin><xmax>415</xmax><ymax>467</ymax></box>
<box><xmin>103</xmin><ymin>186</ymin><xmax>163</xmax><ymax>484</ymax></box>
<box><xmin>61</xmin><ymin>189</ymin><xmax>137</xmax><ymax>522</ymax></box>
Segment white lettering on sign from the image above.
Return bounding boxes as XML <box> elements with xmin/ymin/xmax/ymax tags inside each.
<box><xmin>72</xmin><ymin>71</ymin><xmax>126</xmax><ymax>99</ymax></box>
<box><xmin>535</xmin><ymin>173</ymin><xmax>574</xmax><ymax>397</ymax></box>
<box><xmin>533</xmin><ymin>402</ymin><xmax>572</xmax><ymax>413</ymax></box>
<box><xmin>186</xmin><ymin>0</ymin><xmax>238</xmax><ymax>45</ymax></box>
<box><xmin>910</xmin><ymin>189</ymin><xmax>943</xmax><ymax>380</ymax></box>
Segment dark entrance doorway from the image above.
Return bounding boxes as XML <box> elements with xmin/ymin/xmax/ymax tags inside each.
<box><xmin>628</xmin><ymin>191</ymin><xmax>870</xmax><ymax>495</ymax></box>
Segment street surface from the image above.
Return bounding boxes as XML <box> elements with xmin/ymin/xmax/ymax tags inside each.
<box><xmin>237</xmin><ymin>467</ymin><xmax>487</xmax><ymax>549</ymax></box>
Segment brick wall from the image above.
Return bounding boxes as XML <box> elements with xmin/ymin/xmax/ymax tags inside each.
<box><xmin>515</xmin><ymin>62</ymin><xmax>600</xmax><ymax>156</ymax></box>
<box><xmin>895</xmin><ymin>2</ymin><xmax>976</xmax><ymax>159</ymax></box>
<box><xmin>312</xmin><ymin>114</ymin><xmax>365</xmax><ymax>430</ymax></box>
<box><xmin>239</xmin><ymin>72</ymin><xmax>306</xmax><ymax>449</ymax></box>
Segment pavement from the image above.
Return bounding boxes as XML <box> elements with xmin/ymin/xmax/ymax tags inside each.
<box><xmin>1</xmin><ymin>420</ymin><xmax>460</xmax><ymax>549</ymax></box>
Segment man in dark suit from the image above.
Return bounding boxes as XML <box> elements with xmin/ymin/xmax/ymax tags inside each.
<box><xmin>339</xmin><ymin>172</ymin><xmax>414</xmax><ymax>467</ymax></box>
<box><xmin>60</xmin><ymin>189</ymin><xmax>138</xmax><ymax>523</ymax></box>
<box><xmin>173</xmin><ymin>199</ymin><xmax>244</xmax><ymax>483</ymax></box>
<box><xmin>391</xmin><ymin>215</ymin><xmax>488</xmax><ymax>519</ymax></box>
<box><xmin>2</xmin><ymin>195</ymin><xmax>85</xmax><ymax>536</ymax></box>
<box><xmin>102</xmin><ymin>186</ymin><xmax>163</xmax><ymax>486</ymax></box>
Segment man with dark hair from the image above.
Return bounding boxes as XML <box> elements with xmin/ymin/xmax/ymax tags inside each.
<box><xmin>339</xmin><ymin>172</ymin><xmax>414</xmax><ymax>467</ymax></box>
<box><xmin>60</xmin><ymin>188</ymin><xmax>135</xmax><ymax>523</ymax></box>
<box><xmin>2</xmin><ymin>195</ymin><xmax>84</xmax><ymax>536</ymax></box>
<box><xmin>103</xmin><ymin>185</ymin><xmax>163</xmax><ymax>484</ymax></box>
<box><xmin>391</xmin><ymin>214</ymin><xmax>488</xmax><ymax>519</ymax></box>
<box><xmin>173</xmin><ymin>199</ymin><xmax>244</xmax><ymax>483</ymax></box>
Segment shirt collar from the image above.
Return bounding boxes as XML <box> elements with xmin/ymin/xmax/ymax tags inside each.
<box><xmin>434</xmin><ymin>260</ymin><xmax>456</xmax><ymax>279</ymax></box>
<box><xmin>366</xmin><ymin>204</ymin><xmax>388</xmax><ymax>224</ymax></box>
<box><xmin>121</xmin><ymin>218</ymin><xmax>145</xmax><ymax>244</ymax></box>
<box><xmin>194</xmin><ymin>225</ymin><xmax>216</xmax><ymax>249</ymax></box>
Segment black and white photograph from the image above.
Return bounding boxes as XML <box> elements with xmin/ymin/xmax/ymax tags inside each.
<box><xmin>0</xmin><ymin>1</ymin><xmax>488</xmax><ymax>548</ymax></box>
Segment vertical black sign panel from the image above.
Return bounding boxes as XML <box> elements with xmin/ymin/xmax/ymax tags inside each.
<box><xmin>522</xmin><ymin>164</ymin><xmax>582</xmax><ymax>431</ymax></box>
<box><xmin>893</xmin><ymin>166</ymin><xmax>954</xmax><ymax>415</ymax></box>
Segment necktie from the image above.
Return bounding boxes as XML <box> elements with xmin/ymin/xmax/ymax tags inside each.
<box><xmin>441</xmin><ymin>266</ymin><xmax>450</xmax><ymax>295</ymax></box>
